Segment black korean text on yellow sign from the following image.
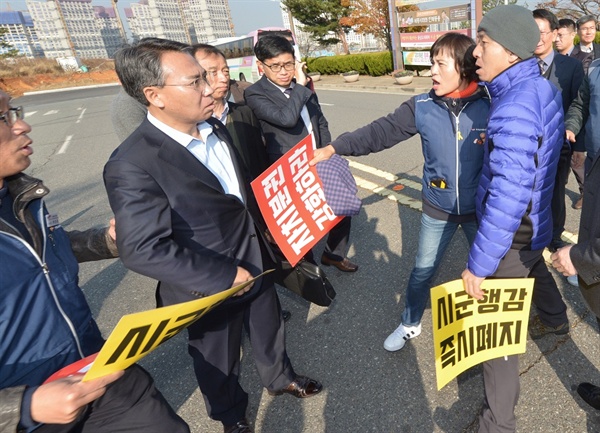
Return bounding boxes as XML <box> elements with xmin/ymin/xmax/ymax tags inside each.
<box><xmin>82</xmin><ymin>271</ymin><xmax>271</xmax><ymax>382</ymax></box>
<box><xmin>431</xmin><ymin>278</ymin><xmax>534</xmax><ymax>390</ymax></box>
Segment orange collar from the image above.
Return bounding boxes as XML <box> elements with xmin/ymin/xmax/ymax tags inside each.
<box><xmin>444</xmin><ymin>81</ymin><xmax>479</xmax><ymax>99</ymax></box>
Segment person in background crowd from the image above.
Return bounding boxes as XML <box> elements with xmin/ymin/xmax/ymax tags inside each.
<box><xmin>190</xmin><ymin>44</ymin><xmax>270</xmax><ymax>180</ymax></box>
<box><xmin>0</xmin><ymin>90</ymin><xmax>189</xmax><ymax>433</ymax></box>
<box><xmin>571</xmin><ymin>15</ymin><xmax>600</xmax><ymax>73</ymax></box>
<box><xmin>104</xmin><ymin>38</ymin><xmax>321</xmax><ymax>433</ymax></box>
<box><xmin>463</xmin><ymin>5</ymin><xmax>565</xmax><ymax>432</ymax></box>
<box><xmin>309</xmin><ymin>33</ymin><xmax>489</xmax><ymax>353</ymax></box>
<box><xmin>556</xmin><ymin>18</ymin><xmax>577</xmax><ymax>56</ymax></box>
<box><xmin>532</xmin><ymin>9</ymin><xmax>584</xmax><ymax>253</ymax></box>
<box><xmin>245</xmin><ymin>35</ymin><xmax>358</xmax><ymax>273</ymax></box>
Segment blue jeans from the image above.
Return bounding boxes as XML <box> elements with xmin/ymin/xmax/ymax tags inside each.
<box><xmin>400</xmin><ymin>213</ymin><xmax>478</xmax><ymax>326</ymax></box>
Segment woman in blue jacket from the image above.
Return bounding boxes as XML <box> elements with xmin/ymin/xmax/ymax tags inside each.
<box><xmin>310</xmin><ymin>32</ymin><xmax>490</xmax><ymax>351</ymax></box>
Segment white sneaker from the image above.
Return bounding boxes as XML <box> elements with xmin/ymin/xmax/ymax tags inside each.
<box><xmin>567</xmin><ymin>275</ymin><xmax>579</xmax><ymax>287</ymax></box>
<box><xmin>383</xmin><ymin>322</ymin><xmax>422</xmax><ymax>352</ymax></box>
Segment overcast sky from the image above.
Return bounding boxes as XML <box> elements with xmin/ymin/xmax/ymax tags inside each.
<box><xmin>5</xmin><ymin>0</ymin><xmax>284</xmax><ymax>37</ymax></box>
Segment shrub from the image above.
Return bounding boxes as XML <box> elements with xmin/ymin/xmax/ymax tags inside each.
<box><xmin>306</xmin><ymin>51</ymin><xmax>394</xmax><ymax>76</ymax></box>
<box><xmin>341</xmin><ymin>70</ymin><xmax>359</xmax><ymax>76</ymax></box>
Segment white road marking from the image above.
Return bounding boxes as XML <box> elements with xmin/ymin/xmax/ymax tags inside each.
<box><xmin>24</xmin><ymin>111</ymin><xmax>37</xmax><ymax>118</ymax></box>
<box><xmin>346</xmin><ymin>157</ymin><xmax>578</xmax><ymax>244</ymax></box>
<box><xmin>58</xmin><ymin>135</ymin><xmax>73</xmax><ymax>154</ymax></box>
<box><xmin>43</xmin><ymin>110</ymin><xmax>59</xmax><ymax>116</ymax></box>
<box><xmin>76</xmin><ymin>108</ymin><xmax>86</xmax><ymax>124</ymax></box>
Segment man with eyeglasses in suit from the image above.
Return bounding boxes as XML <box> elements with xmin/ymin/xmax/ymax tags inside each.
<box><xmin>245</xmin><ymin>35</ymin><xmax>358</xmax><ymax>273</ymax></box>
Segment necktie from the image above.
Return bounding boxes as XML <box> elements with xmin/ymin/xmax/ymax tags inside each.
<box><xmin>538</xmin><ymin>58</ymin><xmax>546</xmax><ymax>75</ymax></box>
<box><xmin>284</xmin><ymin>88</ymin><xmax>292</xmax><ymax>97</ymax></box>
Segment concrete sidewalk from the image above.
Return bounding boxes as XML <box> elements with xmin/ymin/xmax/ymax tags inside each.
<box><xmin>313</xmin><ymin>73</ymin><xmax>432</xmax><ymax>94</ymax></box>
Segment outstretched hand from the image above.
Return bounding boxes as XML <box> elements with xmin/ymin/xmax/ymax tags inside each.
<box><xmin>309</xmin><ymin>145</ymin><xmax>336</xmax><ymax>167</ymax></box>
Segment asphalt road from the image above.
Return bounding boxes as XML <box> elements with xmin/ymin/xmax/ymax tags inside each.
<box><xmin>14</xmin><ymin>86</ymin><xmax>600</xmax><ymax>433</ymax></box>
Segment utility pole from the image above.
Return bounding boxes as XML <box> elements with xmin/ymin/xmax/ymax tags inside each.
<box><xmin>388</xmin><ymin>0</ymin><xmax>403</xmax><ymax>70</ymax></box>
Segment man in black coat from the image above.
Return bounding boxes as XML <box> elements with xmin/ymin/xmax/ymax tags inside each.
<box><xmin>552</xmin><ymin>152</ymin><xmax>600</xmax><ymax>410</ymax></box>
<box><xmin>104</xmin><ymin>38</ymin><xmax>321</xmax><ymax>433</ymax></box>
<box><xmin>245</xmin><ymin>35</ymin><xmax>357</xmax><ymax>272</ymax></box>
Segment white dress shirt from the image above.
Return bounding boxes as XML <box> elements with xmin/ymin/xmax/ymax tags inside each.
<box><xmin>147</xmin><ymin>112</ymin><xmax>243</xmax><ymax>202</ymax></box>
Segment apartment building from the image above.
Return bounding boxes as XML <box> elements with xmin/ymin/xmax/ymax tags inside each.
<box><xmin>0</xmin><ymin>11</ymin><xmax>43</xmax><ymax>58</ymax></box>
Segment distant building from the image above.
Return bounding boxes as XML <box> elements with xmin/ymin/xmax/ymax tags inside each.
<box><xmin>0</xmin><ymin>11</ymin><xmax>43</xmax><ymax>58</ymax></box>
<box><xmin>94</xmin><ymin>6</ymin><xmax>125</xmax><ymax>57</ymax></box>
<box><xmin>182</xmin><ymin>0</ymin><xmax>234</xmax><ymax>43</ymax></box>
<box><xmin>126</xmin><ymin>0</ymin><xmax>234</xmax><ymax>44</ymax></box>
<box><xmin>26</xmin><ymin>0</ymin><xmax>123</xmax><ymax>59</ymax></box>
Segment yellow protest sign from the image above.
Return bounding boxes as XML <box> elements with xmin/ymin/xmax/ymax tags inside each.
<box><xmin>431</xmin><ymin>278</ymin><xmax>534</xmax><ymax>390</ymax></box>
<box><xmin>82</xmin><ymin>271</ymin><xmax>272</xmax><ymax>382</ymax></box>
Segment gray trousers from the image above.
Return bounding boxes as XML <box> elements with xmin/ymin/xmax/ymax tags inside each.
<box><xmin>478</xmin><ymin>248</ymin><xmax>547</xmax><ymax>433</ymax></box>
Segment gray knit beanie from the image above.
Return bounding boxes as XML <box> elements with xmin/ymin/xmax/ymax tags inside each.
<box><xmin>478</xmin><ymin>5</ymin><xmax>539</xmax><ymax>60</ymax></box>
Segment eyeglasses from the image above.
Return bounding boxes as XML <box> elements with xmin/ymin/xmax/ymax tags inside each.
<box><xmin>262</xmin><ymin>61</ymin><xmax>296</xmax><ymax>72</ymax></box>
<box><xmin>0</xmin><ymin>106</ymin><xmax>24</xmax><ymax>126</ymax></box>
<box><xmin>539</xmin><ymin>30</ymin><xmax>554</xmax><ymax>39</ymax></box>
<box><xmin>159</xmin><ymin>73</ymin><xmax>208</xmax><ymax>91</ymax></box>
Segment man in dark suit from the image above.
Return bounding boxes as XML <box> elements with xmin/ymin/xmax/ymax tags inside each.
<box><xmin>104</xmin><ymin>38</ymin><xmax>321</xmax><ymax>433</ymax></box>
<box><xmin>571</xmin><ymin>15</ymin><xmax>600</xmax><ymax>74</ymax></box>
<box><xmin>245</xmin><ymin>35</ymin><xmax>358</xmax><ymax>272</ymax></box>
<box><xmin>533</xmin><ymin>9</ymin><xmax>585</xmax><ymax>253</ymax></box>
<box><xmin>191</xmin><ymin>44</ymin><xmax>269</xmax><ymax>180</ymax></box>
<box><xmin>551</xmin><ymin>152</ymin><xmax>600</xmax><ymax>410</ymax></box>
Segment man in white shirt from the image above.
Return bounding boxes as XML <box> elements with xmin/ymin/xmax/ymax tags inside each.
<box><xmin>104</xmin><ymin>38</ymin><xmax>322</xmax><ymax>433</ymax></box>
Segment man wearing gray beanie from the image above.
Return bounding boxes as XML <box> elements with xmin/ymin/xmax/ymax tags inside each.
<box><xmin>463</xmin><ymin>4</ymin><xmax>566</xmax><ymax>433</ymax></box>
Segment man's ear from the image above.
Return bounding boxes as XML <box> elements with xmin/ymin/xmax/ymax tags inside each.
<box><xmin>507</xmin><ymin>52</ymin><xmax>520</xmax><ymax>65</ymax></box>
<box><xmin>143</xmin><ymin>86</ymin><xmax>165</xmax><ymax>109</ymax></box>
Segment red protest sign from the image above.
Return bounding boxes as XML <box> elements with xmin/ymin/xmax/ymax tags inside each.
<box><xmin>251</xmin><ymin>136</ymin><xmax>342</xmax><ymax>266</ymax></box>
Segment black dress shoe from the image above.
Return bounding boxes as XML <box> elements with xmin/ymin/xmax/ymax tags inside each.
<box><xmin>268</xmin><ymin>375</ymin><xmax>322</xmax><ymax>398</ymax></box>
<box><xmin>577</xmin><ymin>382</ymin><xmax>600</xmax><ymax>410</ymax></box>
<box><xmin>223</xmin><ymin>418</ymin><xmax>253</xmax><ymax>433</ymax></box>
<box><xmin>321</xmin><ymin>255</ymin><xmax>358</xmax><ymax>272</ymax></box>
<box><xmin>282</xmin><ymin>310</ymin><xmax>292</xmax><ymax>322</ymax></box>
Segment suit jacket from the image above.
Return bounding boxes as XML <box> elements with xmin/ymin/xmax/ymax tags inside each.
<box><xmin>570</xmin><ymin>42</ymin><xmax>600</xmax><ymax>73</ymax></box>
<box><xmin>104</xmin><ymin>118</ymin><xmax>271</xmax><ymax>308</ymax></box>
<box><xmin>244</xmin><ymin>76</ymin><xmax>331</xmax><ymax>162</ymax></box>
<box><xmin>544</xmin><ymin>52</ymin><xmax>584</xmax><ymax>115</ymax></box>
<box><xmin>571</xmin><ymin>153</ymin><xmax>600</xmax><ymax>313</ymax></box>
<box><xmin>226</xmin><ymin>102</ymin><xmax>270</xmax><ymax>179</ymax></box>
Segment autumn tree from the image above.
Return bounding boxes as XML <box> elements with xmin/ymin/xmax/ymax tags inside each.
<box><xmin>483</xmin><ymin>0</ymin><xmax>517</xmax><ymax>13</ymax></box>
<box><xmin>339</xmin><ymin>0</ymin><xmax>391</xmax><ymax>50</ymax></box>
<box><xmin>283</xmin><ymin>0</ymin><xmax>352</xmax><ymax>54</ymax></box>
<box><xmin>534</xmin><ymin>0</ymin><xmax>599</xmax><ymax>20</ymax></box>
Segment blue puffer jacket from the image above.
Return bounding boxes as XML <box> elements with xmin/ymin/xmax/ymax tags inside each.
<box><xmin>0</xmin><ymin>174</ymin><xmax>105</xmax><ymax>389</ymax></box>
<box><xmin>467</xmin><ymin>58</ymin><xmax>564</xmax><ymax>277</ymax></box>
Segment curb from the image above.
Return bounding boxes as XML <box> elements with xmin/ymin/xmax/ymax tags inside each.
<box><xmin>23</xmin><ymin>82</ymin><xmax>120</xmax><ymax>96</ymax></box>
<box><xmin>316</xmin><ymin>83</ymin><xmax>430</xmax><ymax>94</ymax></box>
